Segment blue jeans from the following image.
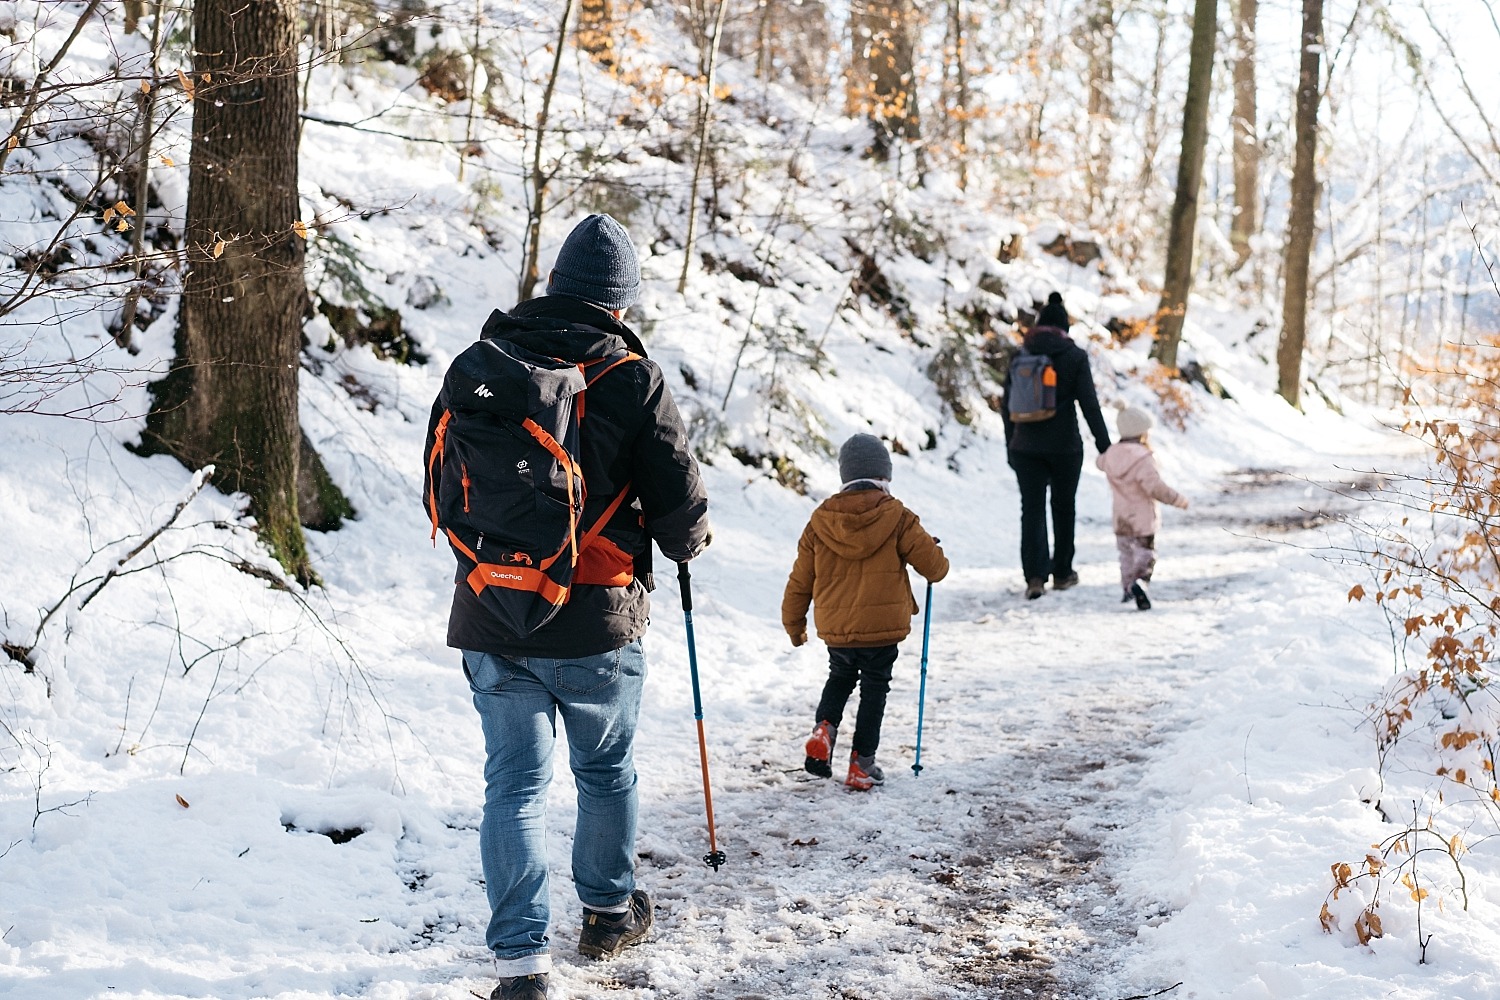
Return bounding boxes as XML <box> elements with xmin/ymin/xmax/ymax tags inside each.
<box><xmin>463</xmin><ymin>640</ymin><xmax>646</xmax><ymax>976</ymax></box>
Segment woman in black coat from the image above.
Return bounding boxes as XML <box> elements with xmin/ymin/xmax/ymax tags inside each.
<box><xmin>1001</xmin><ymin>292</ymin><xmax>1112</xmax><ymax>599</ymax></box>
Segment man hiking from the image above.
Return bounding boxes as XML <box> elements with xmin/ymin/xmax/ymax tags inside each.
<box><xmin>425</xmin><ymin>214</ymin><xmax>711</xmax><ymax>1000</ymax></box>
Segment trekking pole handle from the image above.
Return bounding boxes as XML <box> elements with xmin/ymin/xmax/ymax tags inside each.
<box><xmin>677</xmin><ymin>560</ymin><xmax>693</xmax><ymax>613</ymax></box>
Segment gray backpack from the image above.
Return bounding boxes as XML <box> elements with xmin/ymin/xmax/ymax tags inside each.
<box><xmin>1007</xmin><ymin>349</ymin><xmax>1058</xmax><ymax>423</ymax></box>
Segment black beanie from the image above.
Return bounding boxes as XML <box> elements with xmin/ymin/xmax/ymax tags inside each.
<box><xmin>546</xmin><ymin>214</ymin><xmax>641</xmax><ymax>310</ymax></box>
<box><xmin>1036</xmin><ymin>291</ymin><xmax>1070</xmax><ymax>329</ymax></box>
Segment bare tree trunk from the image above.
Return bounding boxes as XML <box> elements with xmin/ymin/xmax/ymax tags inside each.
<box><xmin>142</xmin><ymin>0</ymin><xmax>316</xmax><ymax>582</ymax></box>
<box><xmin>943</xmin><ymin>0</ymin><xmax>973</xmax><ymax>189</ymax></box>
<box><xmin>518</xmin><ymin>0</ymin><xmax>576</xmax><ymax>302</ymax></box>
<box><xmin>1229</xmin><ymin>0</ymin><xmax>1258</xmax><ymax>272</ymax></box>
<box><xmin>1135</xmin><ymin>3</ymin><xmax>1169</xmax><ymax>196</ymax></box>
<box><xmin>849</xmin><ymin>0</ymin><xmax>921</xmax><ymax>161</ymax></box>
<box><xmin>1276</xmin><ymin>0</ymin><xmax>1324</xmax><ymax>408</ymax></box>
<box><xmin>678</xmin><ymin>0</ymin><xmax>730</xmax><ymax>294</ymax></box>
<box><xmin>1150</xmin><ymin>0</ymin><xmax>1217</xmax><ymax>371</ymax></box>
<box><xmin>124</xmin><ymin>0</ymin><xmax>143</xmax><ymax>34</ymax></box>
<box><xmin>1084</xmin><ymin>0</ymin><xmax>1114</xmax><ymax>214</ymax></box>
<box><xmin>578</xmin><ymin>0</ymin><xmax>615</xmax><ymax>65</ymax></box>
<box><xmin>115</xmin><ymin>0</ymin><xmax>165</xmax><ymax>350</ymax></box>
<box><xmin>457</xmin><ymin>0</ymin><xmax>483</xmax><ymax>182</ymax></box>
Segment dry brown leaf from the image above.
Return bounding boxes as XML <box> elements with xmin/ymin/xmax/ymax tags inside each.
<box><xmin>175</xmin><ymin>794</ymin><xmax>190</xmax><ymax>808</ymax></box>
<box><xmin>115</xmin><ymin>219</ymin><xmax>130</xmax><ymax>232</ymax></box>
<box><xmin>114</xmin><ymin>200</ymin><xmax>136</xmax><ymax>217</ymax></box>
<box><xmin>292</xmin><ymin>220</ymin><xmax>309</xmax><ymax>240</ymax></box>
<box><xmin>1347</xmin><ymin>584</ymin><xmax>1365</xmax><ymax>602</ymax></box>
<box><xmin>1318</xmin><ymin>902</ymin><xmax>1335</xmax><ymax>933</ymax></box>
<box><xmin>212</xmin><ymin>240</ymin><xmax>226</xmax><ymax>259</ymax></box>
<box><xmin>102</xmin><ymin>206</ymin><xmax>116</xmax><ymax>224</ymax></box>
<box><xmin>140</xmin><ymin>79</ymin><xmax>151</xmax><ymax>94</ymax></box>
<box><xmin>160</xmin><ymin>155</ymin><xmax>175</xmax><ymax>167</ymax></box>
<box><xmin>6</xmin><ymin>133</ymin><xmax>17</xmax><ymax>150</ymax></box>
<box><xmin>176</xmin><ymin>68</ymin><xmax>195</xmax><ymax>99</ymax></box>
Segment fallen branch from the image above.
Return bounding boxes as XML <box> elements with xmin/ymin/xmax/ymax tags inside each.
<box><xmin>3</xmin><ymin>466</ymin><xmax>213</xmax><ymax>671</ymax></box>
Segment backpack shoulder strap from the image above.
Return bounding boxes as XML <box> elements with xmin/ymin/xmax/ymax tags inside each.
<box><xmin>577</xmin><ymin>350</ymin><xmax>642</xmax><ymax>421</ymax></box>
<box><xmin>582</xmin><ymin>350</ymin><xmax>643</xmax><ymax>387</ymax></box>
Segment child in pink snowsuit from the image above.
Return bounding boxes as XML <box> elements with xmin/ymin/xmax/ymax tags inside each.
<box><xmin>1095</xmin><ymin>407</ymin><xmax>1188</xmax><ymax>610</ymax></box>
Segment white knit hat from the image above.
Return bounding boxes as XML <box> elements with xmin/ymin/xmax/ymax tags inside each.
<box><xmin>1117</xmin><ymin>406</ymin><xmax>1154</xmax><ymax>439</ymax></box>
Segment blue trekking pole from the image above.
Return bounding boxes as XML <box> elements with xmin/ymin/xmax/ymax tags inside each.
<box><xmin>912</xmin><ymin>580</ymin><xmax>934</xmax><ymax>776</ymax></box>
<box><xmin>677</xmin><ymin>562</ymin><xmax>726</xmax><ymax>871</ymax></box>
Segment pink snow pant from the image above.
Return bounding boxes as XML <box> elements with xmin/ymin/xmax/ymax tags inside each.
<box><xmin>1116</xmin><ymin>534</ymin><xmax>1156</xmax><ymax>593</ymax></box>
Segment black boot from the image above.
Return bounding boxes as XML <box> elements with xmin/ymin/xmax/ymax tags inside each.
<box><xmin>578</xmin><ymin>889</ymin><xmax>653</xmax><ymax>959</ymax></box>
<box><xmin>1131</xmin><ymin>581</ymin><xmax>1151</xmax><ymax>610</ymax></box>
<box><xmin>491</xmin><ymin>973</ymin><xmax>548</xmax><ymax>1000</ymax></box>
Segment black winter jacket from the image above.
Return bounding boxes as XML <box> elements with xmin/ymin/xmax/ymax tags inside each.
<box><xmin>1001</xmin><ymin>326</ymin><xmax>1112</xmax><ymax>456</ymax></box>
<box><xmin>438</xmin><ymin>295</ymin><xmax>710</xmax><ymax>658</ymax></box>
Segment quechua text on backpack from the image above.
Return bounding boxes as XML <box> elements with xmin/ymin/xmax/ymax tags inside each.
<box><xmin>423</xmin><ymin>338</ymin><xmax>639</xmax><ymax>637</ymax></box>
<box><xmin>1006</xmin><ymin>348</ymin><xmax>1058</xmax><ymax>423</ymax></box>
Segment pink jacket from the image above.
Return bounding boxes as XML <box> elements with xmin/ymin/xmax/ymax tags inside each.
<box><xmin>1095</xmin><ymin>440</ymin><xmax>1187</xmax><ymax>536</ymax></box>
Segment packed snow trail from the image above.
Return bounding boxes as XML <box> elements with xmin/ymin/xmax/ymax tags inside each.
<box><xmin>473</xmin><ymin>463</ymin><xmax>1380</xmax><ymax>1000</ymax></box>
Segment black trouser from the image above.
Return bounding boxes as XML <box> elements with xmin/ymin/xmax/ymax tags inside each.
<box><xmin>1010</xmin><ymin>450</ymin><xmax>1084</xmax><ymax>582</ymax></box>
<box><xmin>814</xmin><ymin>645</ymin><xmax>898</xmax><ymax>758</ymax></box>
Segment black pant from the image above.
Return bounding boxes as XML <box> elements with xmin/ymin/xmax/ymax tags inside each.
<box><xmin>814</xmin><ymin>645</ymin><xmax>898</xmax><ymax>758</ymax></box>
<box><xmin>1010</xmin><ymin>450</ymin><xmax>1084</xmax><ymax>582</ymax></box>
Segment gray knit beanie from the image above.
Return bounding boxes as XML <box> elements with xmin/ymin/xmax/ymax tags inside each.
<box><xmin>838</xmin><ymin>433</ymin><xmax>892</xmax><ymax>483</ymax></box>
<box><xmin>1117</xmin><ymin>406</ymin><xmax>1154</xmax><ymax>439</ymax></box>
<box><xmin>546</xmin><ymin>214</ymin><xmax>641</xmax><ymax>310</ymax></box>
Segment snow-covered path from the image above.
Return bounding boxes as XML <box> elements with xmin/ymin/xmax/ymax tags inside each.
<box><xmin>7</xmin><ymin>430</ymin><xmax>1445</xmax><ymax>1000</ymax></box>
<box><xmin>494</xmin><ymin>464</ymin><xmax>1383</xmax><ymax>1000</ymax></box>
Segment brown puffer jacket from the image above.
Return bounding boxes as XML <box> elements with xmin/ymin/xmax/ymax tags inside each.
<box><xmin>782</xmin><ymin>488</ymin><xmax>949</xmax><ymax>648</ymax></box>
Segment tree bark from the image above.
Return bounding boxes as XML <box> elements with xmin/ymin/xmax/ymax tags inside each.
<box><xmin>1149</xmin><ymin>0</ymin><xmax>1217</xmax><ymax>372</ymax></box>
<box><xmin>1276</xmin><ymin>0</ymin><xmax>1323</xmax><ymax>408</ymax></box>
<box><xmin>1229</xmin><ymin>0</ymin><xmax>1259</xmax><ymax>272</ymax></box>
<box><xmin>143</xmin><ymin>0</ymin><xmax>315</xmax><ymax>582</ymax></box>
<box><xmin>849</xmin><ymin>0</ymin><xmax>921</xmax><ymax>161</ymax></box>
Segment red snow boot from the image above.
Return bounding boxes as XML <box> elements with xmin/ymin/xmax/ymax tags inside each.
<box><xmin>804</xmin><ymin>720</ymin><xmax>836</xmax><ymax>778</ymax></box>
<box><xmin>845</xmin><ymin>752</ymin><xmax>884</xmax><ymax>791</ymax></box>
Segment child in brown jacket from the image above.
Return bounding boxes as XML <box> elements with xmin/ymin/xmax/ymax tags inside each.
<box><xmin>782</xmin><ymin>434</ymin><xmax>949</xmax><ymax>790</ymax></box>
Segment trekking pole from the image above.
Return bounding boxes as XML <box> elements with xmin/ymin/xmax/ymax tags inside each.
<box><xmin>677</xmin><ymin>561</ymin><xmax>726</xmax><ymax>871</ymax></box>
<box><xmin>912</xmin><ymin>579</ymin><xmax>934</xmax><ymax>776</ymax></box>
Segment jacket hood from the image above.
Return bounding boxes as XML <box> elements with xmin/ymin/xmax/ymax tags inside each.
<box><xmin>1023</xmin><ymin>326</ymin><xmax>1074</xmax><ymax>357</ymax></box>
<box><xmin>809</xmin><ymin>490</ymin><xmax>905</xmax><ymax>560</ymax></box>
<box><xmin>480</xmin><ymin>295</ymin><xmax>649</xmax><ymax>361</ymax></box>
<box><xmin>1097</xmin><ymin>439</ymin><xmax>1152</xmax><ymax>476</ymax></box>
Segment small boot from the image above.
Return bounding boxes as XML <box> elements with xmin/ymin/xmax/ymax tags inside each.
<box><xmin>845</xmin><ymin>751</ymin><xmax>884</xmax><ymax>791</ymax></box>
<box><xmin>1130</xmin><ymin>580</ymin><xmax>1152</xmax><ymax>611</ymax></box>
<box><xmin>804</xmin><ymin>720</ymin><xmax>836</xmax><ymax>778</ymax></box>
<box><xmin>1052</xmin><ymin>572</ymin><xmax>1079</xmax><ymax>591</ymax></box>
<box><xmin>1025</xmin><ymin>578</ymin><xmax>1046</xmax><ymax>600</ymax></box>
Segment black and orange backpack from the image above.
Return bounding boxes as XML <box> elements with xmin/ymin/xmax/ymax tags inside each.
<box><xmin>423</xmin><ymin>336</ymin><xmax>639</xmax><ymax>637</ymax></box>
